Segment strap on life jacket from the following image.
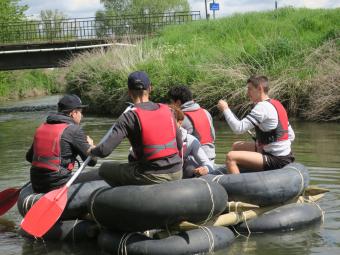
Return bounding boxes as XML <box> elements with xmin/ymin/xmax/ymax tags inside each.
<box><xmin>32</xmin><ymin>155</ymin><xmax>60</xmax><ymax>170</ymax></box>
<box><xmin>184</xmin><ymin>108</ymin><xmax>214</xmax><ymax>145</ymax></box>
<box><xmin>143</xmin><ymin>138</ymin><xmax>177</xmax><ymax>159</ymax></box>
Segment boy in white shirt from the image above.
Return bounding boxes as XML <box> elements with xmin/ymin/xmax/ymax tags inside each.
<box><xmin>217</xmin><ymin>75</ymin><xmax>295</xmax><ymax>174</ymax></box>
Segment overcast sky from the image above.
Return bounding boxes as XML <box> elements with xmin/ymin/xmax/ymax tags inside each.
<box><xmin>20</xmin><ymin>0</ymin><xmax>340</xmax><ymax>19</ymax></box>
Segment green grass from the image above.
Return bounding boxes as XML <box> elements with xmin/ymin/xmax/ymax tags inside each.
<box><xmin>63</xmin><ymin>7</ymin><xmax>340</xmax><ymax>121</ymax></box>
<box><xmin>0</xmin><ymin>69</ymin><xmax>63</xmax><ymax>100</ymax></box>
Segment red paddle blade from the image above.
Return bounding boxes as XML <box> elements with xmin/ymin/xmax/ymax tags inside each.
<box><xmin>0</xmin><ymin>188</ymin><xmax>20</xmax><ymax>216</ymax></box>
<box><xmin>20</xmin><ymin>186</ymin><xmax>68</xmax><ymax>238</ymax></box>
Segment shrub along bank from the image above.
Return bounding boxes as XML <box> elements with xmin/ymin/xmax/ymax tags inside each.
<box><xmin>62</xmin><ymin>8</ymin><xmax>339</xmax><ymax>121</ymax></box>
<box><xmin>0</xmin><ymin>69</ymin><xmax>62</xmax><ymax>101</ymax></box>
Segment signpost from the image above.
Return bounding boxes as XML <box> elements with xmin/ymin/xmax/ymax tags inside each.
<box><xmin>205</xmin><ymin>0</ymin><xmax>209</xmax><ymax>20</ymax></box>
<box><xmin>209</xmin><ymin>1</ymin><xmax>219</xmax><ymax>19</ymax></box>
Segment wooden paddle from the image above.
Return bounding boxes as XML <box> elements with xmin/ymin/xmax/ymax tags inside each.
<box><xmin>0</xmin><ymin>182</ymin><xmax>31</xmax><ymax>216</ymax></box>
<box><xmin>20</xmin><ymin>105</ymin><xmax>133</xmax><ymax>238</ymax></box>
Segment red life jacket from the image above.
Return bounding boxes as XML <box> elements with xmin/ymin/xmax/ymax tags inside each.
<box><xmin>134</xmin><ymin>104</ymin><xmax>179</xmax><ymax>160</ymax></box>
<box><xmin>255</xmin><ymin>99</ymin><xmax>289</xmax><ymax>145</ymax></box>
<box><xmin>184</xmin><ymin>108</ymin><xmax>214</xmax><ymax>145</ymax></box>
<box><xmin>32</xmin><ymin>123</ymin><xmax>74</xmax><ymax>172</ymax></box>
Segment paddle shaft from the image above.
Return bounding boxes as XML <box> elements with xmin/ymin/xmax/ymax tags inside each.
<box><xmin>54</xmin><ymin>157</ymin><xmax>92</xmax><ymax>201</ymax></box>
<box><xmin>54</xmin><ymin>104</ymin><xmax>133</xmax><ymax>200</ymax></box>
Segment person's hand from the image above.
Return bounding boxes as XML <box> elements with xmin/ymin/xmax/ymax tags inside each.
<box><xmin>87</xmin><ymin>136</ymin><xmax>94</xmax><ymax>146</ymax></box>
<box><xmin>86</xmin><ymin>136</ymin><xmax>96</xmax><ymax>156</ymax></box>
<box><xmin>193</xmin><ymin>166</ymin><xmax>209</xmax><ymax>176</ymax></box>
<box><xmin>217</xmin><ymin>100</ymin><xmax>229</xmax><ymax>112</ymax></box>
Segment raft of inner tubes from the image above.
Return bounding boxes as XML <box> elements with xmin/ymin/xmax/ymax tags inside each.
<box><xmin>17</xmin><ymin>162</ymin><xmax>324</xmax><ymax>254</ymax></box>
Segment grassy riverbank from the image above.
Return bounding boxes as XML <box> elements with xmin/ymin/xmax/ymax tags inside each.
<box><xmin>64</xmin><ymin>8</ymin><xmax>339</xmax><ymax>120</ymax></box>
<box><xmin>0</xmin><ymin>69</ymin><xmax>62</xmax><ymax>101</ymax></box>
<box><xmin>29</xmin><ymin>8</ymin><xmax>340</xmax><ymax>120</ymax></box>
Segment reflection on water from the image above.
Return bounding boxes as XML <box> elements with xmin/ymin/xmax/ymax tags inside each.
<box><xmin>21</xmin><ymin>241</ymin><xmax>98</xmax><ymax>255</ymax></box>
<box><xmin>1</xmin><ymin>97</ymin><xmax>340</xmax><ymax>255</ymax></box>
<box><xmin>226</xmin><ymin>225</ymin><xmax>325</xmax><ymax>255</ymax></box>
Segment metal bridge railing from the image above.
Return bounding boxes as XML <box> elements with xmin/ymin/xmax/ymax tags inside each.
<box><xmin>0</xmin><ymin>11</ymin><xmax>201</xmax><ymax>45</ymax></box>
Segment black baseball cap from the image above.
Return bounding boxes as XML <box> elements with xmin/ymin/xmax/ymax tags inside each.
<box><xmin>127</xmin><ymin>71</ymin><xmax>151</xmax><ymax>90</ymax></box>
<box><xmin>58</xmin><ymin>94</ymin><xmax>88</xmax><ymax>112</ymax></box>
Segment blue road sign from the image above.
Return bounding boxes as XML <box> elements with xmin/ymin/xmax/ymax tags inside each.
<box><xmin>210</xmin><ymin>3</ymin><xmax>219</xmax><ymax>11</ymax></box>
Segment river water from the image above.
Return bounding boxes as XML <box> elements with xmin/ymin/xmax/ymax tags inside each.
<box><xmin>0</xmin><ymin>96</ymin><xmax>339</xmax><ymax>255</ymax></box>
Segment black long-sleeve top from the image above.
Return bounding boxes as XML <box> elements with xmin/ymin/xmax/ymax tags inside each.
<box><xmin>91</xmin><ymin>102</ymin><xmax>183</xmax><ymax>174</ymax></box>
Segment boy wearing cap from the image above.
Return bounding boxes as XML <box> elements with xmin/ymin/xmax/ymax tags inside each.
<box><xmin>168</xmin><ymin>85</ymin><xmax>216</xmax><ymax>163</ymax></box>
<box><xmin>90</xmin><ymin>71</ymin><xmax>183</xmax><ymax>186</ymax></box>
<box><xmin>26</xmin><ymin>94</ymin><xmax>97</xmax><ymax>193</ymax></box>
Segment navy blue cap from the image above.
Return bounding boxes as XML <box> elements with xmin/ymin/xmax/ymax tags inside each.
<box><xmin>127</xmin><ymin>71</ymin><xmax>151</xmax><ymax>90</ymax></box>
<box><xmin>58</xmin><ymin>94</ymin><xmax>88</xmax><ymax>112</ymax></box>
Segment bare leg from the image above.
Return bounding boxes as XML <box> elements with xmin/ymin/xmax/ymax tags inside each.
<box><xmin>226</xmin><ymin>150</ymin><xmax>264</xmax><ymax>174</ymax></box>
<box><xmin>226</xmin><ymin>141</ymin><xmax>257</xmax><ymax>174</ymax></box>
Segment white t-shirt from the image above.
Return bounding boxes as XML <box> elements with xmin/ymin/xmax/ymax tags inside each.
<box><xmin>223</xmin><ymin>100</ymin><xmax>295</xmax><ymax>156</ymax></box>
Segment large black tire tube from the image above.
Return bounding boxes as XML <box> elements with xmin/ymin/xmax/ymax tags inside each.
<box><xmin>201</xmin><ymin>163</ymin><xmax>310</xmax><ymax>206</ymax></box>
<box><xmin>88</xmin><ymin>178</ymin><xmax>228</xmax><ymax>232</ymax></box>
<box><xmin>236</xmin><ymin>203</ymin><xmax>323</xmax><ymax>233</ymax></box>
<box><xmin>98</xmin><ymin>226</ymin><xmax>235</xmax><ymax>255</ymax></box>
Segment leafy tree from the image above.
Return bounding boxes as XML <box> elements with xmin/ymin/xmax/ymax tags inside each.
<box><xmin>99</xmin><ymin>0</ymin><xmax>131</xmax><ymax>16</ymax></box>
<box><xmin>95</xmin><ymin>0</ymin><xmax>190</xmax><ymax>36</ymax></box>
<box><xmin>39</xmin><ymin>10</ymin><xmax>70</xmax><ymax>40</ymax></box>
<box><xmin>130</xmin><ymin>0</ymin><xmax>190</xmax><ymax>15</ymax></box>
<box><xmin>99</xmin><ymin>0</ymin><xmax>189</xmax><ymax>16</ymax></box>
<box><xmin>40</xmin><ymin>9</ymin><xmax>68</xmax><ymax>22</ymax></box>
<box><xmin>0</xmin><ymin>0</ymin><xmax>27</xmax><ymax>23</ymax></box>
<box><xmin>0</xmin><ymin>0</ymin><xmax>28</xmax><ymax>43</ymax></box>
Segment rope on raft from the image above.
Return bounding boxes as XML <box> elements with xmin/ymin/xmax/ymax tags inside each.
<box><xmin>71</xmin><ymin>218</ymin><xmax>79</xmax><ymax>244</ymax></box>
<box><xmin>118</xmin><ymin>232</ymin><xmax>136</xmax><ymax>255</ymax></box>
<box><xmin>89</xmin><ymin>187</ymin><xmax>106</xmax><ymax>228</ymax></box>
<box><xmin>211</xmin><ymin>174</ymin><xmax>223</xmax><ymax>183</ymax></box>
<box><xmin>199</xmin><ymin>226</ymin><xmax>215</xmax><ymax>254</ymax></box>
<box><xmin>288</xmin><ymin>165</ymin><xmax>305</xmax><ymax>198</ymax></box>
<box><xmin>23</xmin><ymin>193</ymin><xmax>40</xmax><ymax>215</ymax></box>
<box><xmin>303</xmin><ymin>196</ymin><xmax>325</xmax><ymax>223</ymax></box>
<box><xmin>198</xmin><ymin>178</ymin><xmax>215</xmax><ymax>225</ymax></box>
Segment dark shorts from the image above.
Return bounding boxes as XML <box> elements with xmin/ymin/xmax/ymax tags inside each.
<box><xmin>262</xmin><ymin>151</ymin><xmax>295</xmax><ymax>171</ymax></box>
